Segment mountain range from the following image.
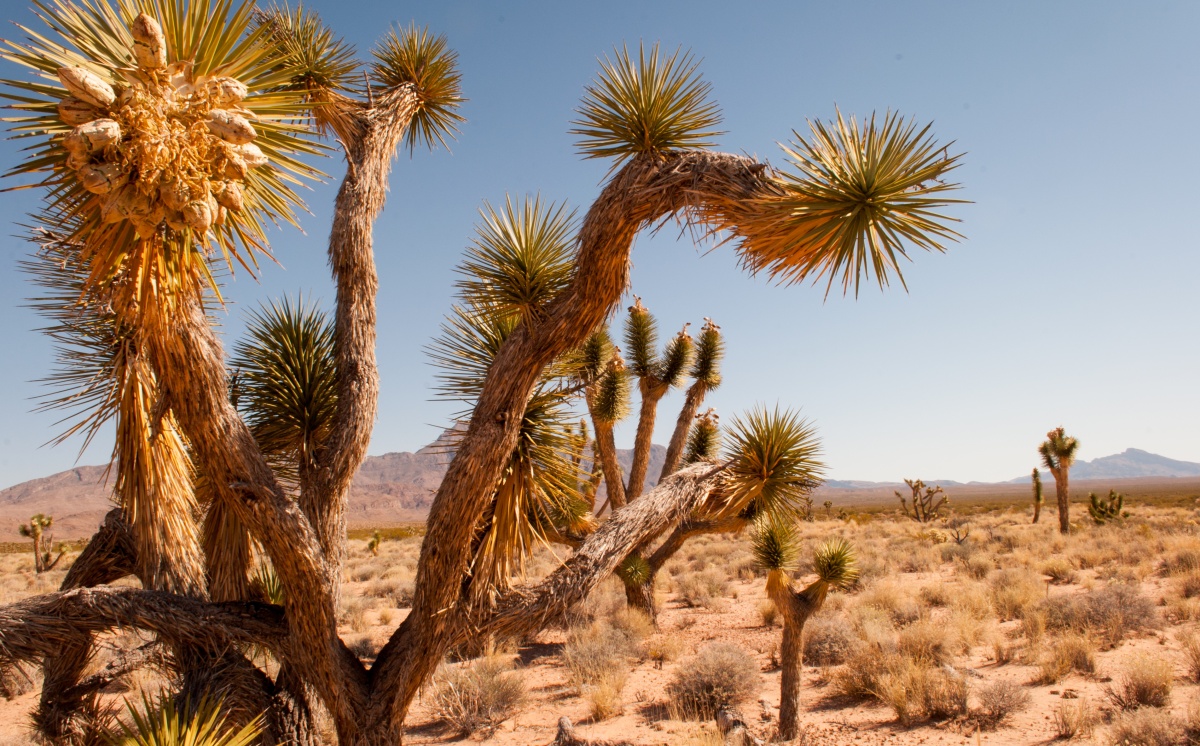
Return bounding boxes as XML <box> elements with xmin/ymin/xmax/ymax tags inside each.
<box><xmin>0</xmin><ymin>441</ymin><xmax>1193</xmax><ymax>541</ymax></box>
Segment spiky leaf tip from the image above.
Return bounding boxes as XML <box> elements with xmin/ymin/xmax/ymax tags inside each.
<box><xmin>751</xmin><ymin>517</ymin><xmax>800</xmax><ymax>573</ymax></box>
<box><xmin>733</xmin><ymin>109</ymin><xmax>966</xmax><ymax>297</ymax></box>
<box><xmin>683</xmin><ymin>408</ymin><xmax>720</xmax><ymax>464</ymax></box>
<box><xmin>722</xmin><ymin>406</ymin><xmax>825</xmax><ymax>520</ymax></box>
<box><xmin>114</xmin><ymin>693</ymin><xmax>264</xmax><ymax>746</ymax></box>
<box><xmin>812</xmin><ymin>537</ymin><xmax>858</xmax><ymax>589</ymax></box>
<box><xmin>658</xmin><ymin>327</ymin><xmax>695</xmax><ymax>388</ymax></box>
<box><xmin>590</xmin><ymin>364</ymin><xmax>631</xmax><ymax>424</ymax></box>
<box><xmin>371</xmin><ymin>24</ymin><xmax>465</xmax><ymax>153</ymax></box>
<box><xmin>623</xmin><ymin>297</ymin><xmax>658</xmax><ymax>378</ymax></box>
<box><xmin>690</xmin><ymin>319</ymin><xmax>724</xmax><ymax>388</ymax></box>
<box><xmin>571</xmin><ymin>42</ymin><xmax>723</xmax><ymax>166</ymax></box>
<box><xmin>455</xmin><ymin>196</ymin><xmax>576</xmax><ymax>322</ymax></box>
<box><xmin>256</xmin><ymin>3</ymin><xmax>359</xmax><ymax>96</ymax></box>
<box><xmin>616</xmin><ymin>554</ymin><xmax>651</xmax><ymax>587</ymax></box>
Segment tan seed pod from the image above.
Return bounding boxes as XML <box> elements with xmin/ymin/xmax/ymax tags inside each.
<box><xmin>132</xmin><ymin>217</ymin><xmax>158</xmax><ymax>239</ymax></box>
<box><xmin>222</xmin><ymin>152</ymin><xmax>248</xmax><ymax>180</ymax></box>
<box><xmin>101</xmin><ymin>185</ymin><xmax>137</xmax><ymax>224</ymax></box>
<box><xmin>78</xmin><ymin>164</ymin><xmax>128</xmax><ymax>194</ymax></box>
<box><xmin>57</xmin><ymin>67</ymin><xmax>115</xmax><ymax>108</ymax></box>
<box><xmin>66</xmin><ymin>119</ymin><xmax>121</xmax><ymax>153</ymax></box>
<box><xmin>65</xmin><ymin>150</ymin><xmax>90</xmax><ymax>171</ymax></box>
<box><xmin>166</xmin><ymin>60</ymin><xmax>194</xmax><ymax>98</ymax></box>
<box><xmin>239</xmin><ymin>142</ymin><xmax>268</xmax><ymax>169</ymax></box>
<box><xmin>165</xmin><ymin>210</ymin><xmax>188</xmax><ymax>232</ymax></box>
<box><xmin>212</xmin><ymin>180</ymin><xmax>244</xmax><ymax>212</ymax></box>
<box><xmin>56</xmin><ymin>97</ymin><xmax>100</xmax><ymax>126</ymax></box>
<box><xmin>213</xmin><ymin>205</ymin><xmax>227</xmax><ymax>226</ymax></box>
<box><xmin>159</xmin><ymin>178</ymin><xmax>191</xmax><ymax>211</ymax></box>
<box><xmin>206</xmin><ymin>109</ymin><xmax>256</xmax><ymax>145</ymax></box>
<box><xmin>182</xmin><ymin>199</ymin><xmax>214</xmax><ymax>233</ymax></box>
<box><xmin>130</xmin><ymin>13</ymin><xmax>167</xmax><ymax>70</ymax></box>
<box><xmin>202</xmin><ymin>77</ymin><xmax>248</xmax><ymax>106</ymax></box>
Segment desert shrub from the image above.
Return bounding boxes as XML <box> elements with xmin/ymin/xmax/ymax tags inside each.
<box><xmin>1179</xmin><ymin>572</ymin><xmax>1200</xmax><ymax>599</ymax></box>
<box><xmin>677</xmin><ymin>568</ymin><xmax>730</xmax><ymax>609</ymax></box>
<box><xmin>873</xmin><ymin>659</ymin><xmax>968</xmax><ymax>726</ymax></box>
<box><xmin>562</xmin><ymin>622</ymin><xmax>631</xmax><ymax>720</ymax></box>
<box><xmin>609</xmin><ymin>607</ymin><xmax>654</xmax><ymax>644</ymax></box>
<box><xmin>1106</xmin><ymin>656</ymin><xmax>1173</xmax><ymax>710</ymax></box>
<box><xmin>950</xmin><ymin>581</ymin><xmax>994</xmax><ymax>621</ymax></box>
<box><xmin>645</xmin><ymin>635</ymin><xmax>684</xmax><ymax>666</ymax></box>
<box><xmin>898</xmin><ymin>619</ymin><xmax>953</xmax><ymax>666</ymax></box>
<box><xmin>897</xmin><ymin>544</ymin><xmax>940</xmax><ymax>573</ymax></box>
<box><xmin>974</xmin><ymin>680</ymin><xmax>1030</xmax><ymax>728</ymax></box>
<box><xmin>1054</xmin><ymin>698</ymin><xmax>1097</xmax><ymax>740</ymax></box>
<box><xmin>1160</xmin><ymin>549</ymin><xmax>1200</xmax><ymax>577</ymax></box>
<box><xmin>339</xmin><ymin>599</ymin><xmax>369</xmax><ymax>633</ymax></box>
<box><xmin>0</xmin><ymin>664</ymin><xmax>34</xmax><ymax>701</ymax></box>
<box><xmin>832</xmin><ymin>647</ymin><xmax>900</xmax><ymax>700</ymax></box>
<box><xmin>1107</xmin><ymin>708</ymin><xmax>1185</xmax><ymax>745</ymax></box>
<box><xmin>802</xmin><ymin>615</ymin><xmax>856</xmax><ymax>666</ymax></box>
<box><xmin>1041</xmin><ymin>557</ymin><xmax>1078</xmax><ymax>585</ymax></box>
<box><xmin>857</xmin><ymin>581</ymin><xmax>920</xmax><ymax>626</ymax></box>
<box><xmin>430</xmin><ymin>656</ymin><xmax>526</xmax><ymax>736</ymax></box>
<box><xmin>918</xmin><ymin>584</ymin><xmax>950</xmax><ymax>608</ymax></box>
<box><xmin>666</xmin><ymin>643</ymin><xmax>758</xmax><ymax>720</ymax></box>
<box><xmin>1033</xmin><ymin>634</ymin><xmax>1096</xmax><ymax>684</ymax></box>
<box><xmin>1179</xmin><ymin>632</ymin><xmax>1200</xmax><ymax>682</ymax></box>
<box><xmin>960</xmin><ymin>554</ymin><xmax>994</xmax><ymax>580</ymax></box>
<box><xmin>1041</xmin><ymin>584</ymin><xmax>1158</xmax><ymax>646</ymax></box>
<box><xmin>989</xmin><ymin>568</ymin><xmax>1044</xmax><ymax>620</ymax></box>
<box><xmin>759</xmin><ymin>600</ymin><xmax>779</xmax><ymax>627</ymax></box>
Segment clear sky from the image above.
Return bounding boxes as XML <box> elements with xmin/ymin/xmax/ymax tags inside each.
<box><xmin>1</xmin><ymin>0</ymin><xmax>1197</xmax><ymax>489</ymax></box>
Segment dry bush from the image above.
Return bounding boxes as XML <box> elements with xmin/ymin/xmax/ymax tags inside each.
<box><xmin>896</xmin><ymin>543</ymin><xmax>940</xmax><ymax>573</ymax></box>
<box><xmin>960</xmin><ymin>554</ymin><xmax>994</xmax><ymax>581</ymax></box>
<box><xmin>1179</xmin><ymin>631</ymin><xmax>1200</xmax><ymax>682</ymax></box>
<box><xmin>1179</xmin><ymin>572</ymin><xmax>1200</xmax><ymax>599</ymax></box>
<box><xmin>377</xmin><ymin>607</ymin><xmax>395</xmax><ymax>626</ymax></box>
<box><xmin>348</xmin><ymin>635</ymin><xmax>376</xmax><ymax>660</ymax></box>
<box><xmin>1160</xmin><ymin>548</ymin><xmax>1200</xmax><ymax>577</ymax></box>
<box><xmin>873</xmin><ymin>659</ymin><xmax>968</xmax><ymax>726</ymax></box>
<box><xmin>758</xmin><ymin>600</ymin><xmax>779</xmax><ymax>627</ymax></box>
<box><xmin>1106</xmin><ymin>655</ymin><xmax>1174</xmax><ymax>710</ymax></box>
<box><xmin>339</xmin><ymin>599</ymin><xmax>369</xmax><ymax>633</ymax></box>
<box><xmin>430</xmin><ymin>655</ymin><xmax>526</xmax><ymax>736</ymax></box>
<box><xmin>857</xmin><ymin>580</ymin><xmax>920</xmax><ymax>626</ymax></box>
<box><xmin>898</xmin><ymin>618</ymin><xmax>953</xmax><ymax>666</ymax></box>
<box><xmin>803</xmin><ymin>615</ymin><xmax>856</xmax><ymax>666</ymax></box>
<box><xmin>677</xmin><ymin>568</ymin><xmax>730</xmax><ymax>609</ymax></box>
<box><xmin>1033</xmin><ymin>633</ymin><xmax>1097</xmax><ymax>684</ymax></box>
<box><xmin>1042</xmin><ymin>584</ymin><xmax>1159</xmax><ymax>646</ymax></box>
<box><xmin>1041</xmin><ymin>557</ymin><xmax>1078</xmax><ymax>585</ymax></box>
<box><xmin>1107</xmin><ymin>707</ymin><xmax>1185</xmax><ymax>746</ymax></box>
<box><xmin>563</xmin><ymin>620</ymin><xmax>638</xmax><ymax>689</ymax></box>
<box><xmin>989</xmin><ymin>568</ymin><xmax>1044</xmax><ymax>621</ymax></box>
<box><xmin>1054</xmin><ymin>697</ymin><xmax>1098</xmax><ymax>740</ymax></box>
<box><xmin>973</xmin><ymin>680</ymin><xmax>1030</xmax><ymax>729</ymax></box>
<box><xmin>666</xmin><ymin>643</ymin><xmax>758</xmax><ymax>720</ymax></box>
<box><xmin>949</xmin><ymin>581</ymin><xmax>994</xmax><ymax>621</ymax></box>
<box><xmin>645</xmin><ymin>635</ymin><xmax>684</xmax><ymax>666</ymax></box>
<box><xmin>918</xmin><ymin>583</ymin><xmax>950</xmax><ymax>608</ymax></box>
<box><xmin>0</xmin><ymin>664</ymin><xmax>35</xmax><ymax>700</ymax></box>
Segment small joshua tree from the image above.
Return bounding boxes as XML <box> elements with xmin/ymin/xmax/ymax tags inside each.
<box><xmin>823</xmin><ymin>500</ymin><xmax>833</xmax><ymax>518</ymax></box>
<box><xmin>1039</xmin><ymin>427</ymin><xmax>1080</xmax><ymax>535</ymax></box>
<box><xmin>753</xmin><ymin>520</ymin><xmax>857</xmax><ymax>741</ymax></box>
<box><xmin>896</xmin><ymin>479</ymin><xmax>948</xmax><ymax>523</ymax></box>
<box><xmin>1088</xmin><ymin>490</ymin><xmax>1128</xmax><ymax>525</ymax></box>
<box><xmin>1031</xmin><ymin>468</ymin><xmax>1044</xmax><ymax>524</ymax></box>
<box><xmin>367</xmin><ymin>531</ymin><xmax>383</xmax><ymax>557</ymax></box>
<box><xmin>18</xmin><ymin>514</ymin><xmax>64</xmax><ymax>574</ymax></box>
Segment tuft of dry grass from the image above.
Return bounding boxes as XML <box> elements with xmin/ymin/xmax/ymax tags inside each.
<box><xmin>803</xmin><ymin>615</ymin><xmax>856</xmax><ymax>666</ymax></box>
<box><xmin>1053</xmin><ymin>697</ymin><xmax>1098</xmax><ymax>740</ymax></box>
<box><xmin>973</xmin><ymin>680</ymin><xmax>1030</xmax><ymax>729</ymax></box>
<box><xmin>1033</xmin><ymin>633</ymin><xmax>1097</xmax><ymax>684</ymax></box>
<box><xmin>676</xmin><ymin>568</ymin><xmax>730</xmax><ymax>609</ymax></box>
<box><xmin>1107</xmin><ymin>707</ymin><xmax>1185</xmax><ymax>746</ymax></box>
<box><xmin>666</xmin><ymin>643</ymin><xmax>758</xmax><ymax>721</ymax></box>
<box><xmin>430</xmin><ymin>655</ymin><xmax>526</xmax><ymax>736</ymax></box>
<box><xmin>872</xmin><ymin>658</ymin><xmax>968</xmax><ymax>726</ymax></box>
<box><xmin>989</xmin><ymin>568</ymin><xmax>1044</xmax><ymax>621</ymax></box>
<box><xmin>1179</xmin><ymin>631</ymin><xmax>1200</xmax><ymax>682</ymax></box>
<box><xmin>1105</xmin><ymin>655</ymin><xmax>1174</xmax><ymax>711</ymax></box>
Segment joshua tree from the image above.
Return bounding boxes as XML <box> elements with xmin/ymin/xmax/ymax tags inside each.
<box><xmin>18</xmin><ymin>514</ymin><xmax>64</xmax><ymax>573</ymax></box>
<box><xmin>896</xmin><ymin>478</ymin><xmax>949</xmax><ymax>522</ymax></box>
<box><xmin>753</xmin><ymin>520</ymin><xmax>858</xmax><ymax>741</ymax></box>
<box><xmin>1039</xmin><ymin>427</ymin><xmax>1080</xmax><ymax>535</ymax></box>
<box><xmin>1031</xmin><ymin>468</ymin><xmax>1044</xmax><ymax>524</ymax></box>
<box><xmin>367</xmin><ymin>531</ymin><xmax>383</xmax><ymax>557</ymax></box>
<box><xmin>1088</xmin><ymin>490</ymin><xmax>1128</xmax><ymax>524</ymax></box>
<box><xmin>0</xmin><ymin>3</ymin><xmax>963</xmax><ymax>743</ymax></box>
<box><xmin>823</xmin><ymin>500</ymin><xmax>834</xmax><ymax>518</ymax></box>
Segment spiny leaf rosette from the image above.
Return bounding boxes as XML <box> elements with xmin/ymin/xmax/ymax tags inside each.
<box><xmin>2</xmin><ymin>0</ymin><xmax>322</xmax><ymax>317</ymax></box>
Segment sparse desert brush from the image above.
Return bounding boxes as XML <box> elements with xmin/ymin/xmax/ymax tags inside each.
<box><xmin>1178</xmin><ymin>631</ymin><xmax>1200</xmax><ymax>681</ymax></box>
<box><xmin>1033</xmin><ymin>633</ymin><xmax>1096</xmax><ymax>684</ymax></box>
<box><xmin>1054</xmin><ymin>697</ymin><xmax>1098</xmax><ymax>739</ymax></box>
<box><xmin>898</xmin><ymin>618</ymin><xmax>954</xmax><ymax>666</ymax></box>
<box><xmin>973</xmin><ymin>680</ymin><xmax>1030</xmax><ymax>729</ymax></box>
<box><xmin>1106</xmin><ymin>655</ymin><xmax>1174</xmax><ymax>710</ymax></box>
<box><xmin>1179</xmin><ymin>571</ymin><xmax>1200</xmax><ymax>599</ymax></box>
<box><xmin>949</xmin><ymin>580</ymin><xmax>994</xmax><ymax>621</ymax></box>
<box><xmin>918</xmin><ymin>583</ymin><xmax>950</xmax><ymax>607</ymax></box>
<box><xmin>960</xmin><ymin>553</ymin><xmax>994</xmax><ymax>580</ymax></box>
<box><xmin>1042</xmin><ymin>584</ymin><xmax>1159</xmax><ymax>646</ymax></box>
<box><xmin>1041</xmin><ymin>556</ymin><xmax>1078</xmax><ymax>585</ymax></box>
<box><xmin>645</xmin><ymin>634</ymin><xmax>684</xmax><ymax>666</ymax></box>
<box><xmin>759</xmin><ymin>599</ymin><xmax>779</xmax><ymax>627</ymax></box>
<box><xmin>563</xmin><ymin>621</ymin><xmax>639</xmax><ymax>692</ymax></box>
<box><xmin>832</xmin><ymin>647</ymin><xmax>901</xmax><ymax>700</ymax></box>
<box><xmin>990</xmin><ymin>568</ymin><xmax>1044</xmax><ymax>620</ymax></box>
<box><xmin>802</xmin><ymin>615</ymin><xmax>856</xmax><ymax>666</ymax></box>
<box><xmin>872</xmin><ymin>658</ymin><xmax>968</xmax><ymax>726</ymax></box>
<box><xmin>857</xmin><ymin>580</ymin><xmax>920</xmax><ymax>626</ymax></box>
<box><xmin>430</xmin><ymin>656</ymin><xmax>526</xmax><ymax>736</ymax></box>
<box><xmin>1107</xmin><ymin>707</ymin><xmax>1185</xmax><ymax>746</ymax></box>
<box><xmin>1159</xmin><ymin>548</ymin><xmax>1200</xmax><ymax>577</ymax></box>
<box><xmin>339</xmin><ymin>598</ymin><xmax>370</xmax><ymax>633</ymax></box>
<box><xmin>666</xmin><ymin>643</ymin><xmax>758</xmax><ymax>721</ymax></box>
<box><xmin>947</xmin><ymin>608</ymin><xmax>992</xmax><ymax>654</ymax></box>
<box><xmin>677</xmin><ymin>568</ymin><xmax>731</xmax><ymax>609</ymax></box>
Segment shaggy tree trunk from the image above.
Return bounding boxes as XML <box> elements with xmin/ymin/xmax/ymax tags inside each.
<box><xmin>1054</xmin><ymin>467</ymin><xmax>1070</xmax><ymax>534</ymax></box>
<box><xmin>1032</xmin><ymin>496</ymin><xmax>1042</xmax><ymax>524</ymax></box>
<box><xmin>658</xmin><ymin>385</ymin><xmax>706</xmax><ymax>481</ymax></box>
<box><xmin>591</xmin><ymin>419</ymin><xmax>626</xmax><ymax>510</ymax></box>
<box><xmin>767</xmin><ymin>575</ymin><xmax>824</xmax><ymax>742</ymax></box>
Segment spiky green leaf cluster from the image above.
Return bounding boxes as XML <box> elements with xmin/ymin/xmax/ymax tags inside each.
<box><xmin>251</xmin><ymin>562</ymin><xmax>285</xmax><ymax>605</ymax></box>
<box><xmin>571</xmin><ymin>42</ymin><xmax>723</xmax><ymax>166</ymax></box>
<box><xmin>658</xmin><ymin>328</ymin><xmax>694</xmax><ymax>388</ymax></box>
<box><xmin>589</xmin><ymin>362</ymin><xmax>630</xmax><ymax>424</ymax></box>
<box><xmin>371</xmin><ymin>23</ymin><xmax>465</xmax><ymax>153</ymax></box>
<box><xmin>1088</xmin><ymin>490</ymin><xmax>1127</xmax><ymax>525</ymax></box>
<box><xmin>735</xmin><ymin>109</ymin><xmax>965</xmax><ymax>296</ymax></box>
<box><xmin>690</xmin><ymin>320</ymin><xmax>723</xmax><ymax>389</ymax></box>
<box><xmin>230</xmin><ymin>296</ymin><xmax>336</xmax><ymax>474</ymax></box>
<box><xmin>751</xmin><ymin>516</ymin><xmax>800</xmax><ymax>573</ymax></box>
<box><xmin>616</xmin><ymin>554</ymin><xmax>651</xmax><ymax>587</ymax></box>
<box><xmin>1039</xmin><ymin>427</ymin><xmax>1080</xmax><ymax>472</ymax></box>
<box><xmin>109</xmin><ymin>693</ymin><xmax>263</xmax><ymax>746</ymax></box>
<box><xmin>722</xmin><ymin>406</ymin><xmax>825</xmax><ymax>520</ymax></box>
<box><xmin>623</xmin><ymin>301</ymin><xmax>658</xmax><ymax>378</ymax></box>
<box><xmin>683</xmin><ymin>409</ymin><xmax>720</xmax><ymax>464</ymax></box>
<box><xmin>811</xmin><ymin>537</ymin><xmax>858</xmax><ymax>589</ymax></box>
<box><xmin>455</xmin><ymin>196</ymin><xmax>576</xmax><ymax>323</ymax></box>
<box><xmin>256</xmin><ymin>3</ymin><xmax>358</xmax><ymax>96</ymax></box>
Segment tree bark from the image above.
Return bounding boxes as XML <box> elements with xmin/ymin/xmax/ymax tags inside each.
<box><xmin>659</xmin><ymin>384</ymin><xmax>706</xmax><ymax>481</ymax></box>
<box><xmin>625</xmin><ymin>381</ymin><xmax>667</xmax><ymax>502</ymax></box>
<box><xmin>1054</xmin><ymin>467</ymin><xmax>1070</xmax><ymax>535</ymax></box>
<box><xmin>766</xmin><ymin>575</ymin><xmax>824</xmax><ymax>742</ymax></box>
<box><xmin>591</xmin><ymin>419</ymin><xmax>626</xmax><ymax>510</ymax></box>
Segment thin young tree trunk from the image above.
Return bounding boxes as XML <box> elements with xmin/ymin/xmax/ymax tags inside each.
<box><xmin>591</xmin><ymin>420</ymin><xmax>626</xmax><ymax>510</ymax></box>
<box><xmin>777</xmin><ymin>621</ymin><xmax>803</xmax><ymax>741</ymax></box>
<box><xmin>625</xmin><ymin>382</ymin><xmax>666</xmax><ymax>502</ymax></box>
<box><xmin>659</xmin><ymin>384</ymin><xmax>706</xmax><ymax>481</ymax></box>
<box><xmin>1055</xmin><ymin>467</ymin><xmax>1070</xmax><ymax>534</ymax></box>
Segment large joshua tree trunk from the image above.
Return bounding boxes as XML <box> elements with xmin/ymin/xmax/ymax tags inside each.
<box><xmin>766</xmin><ymin>575</ymin><xmax>826</xmax><ymax>742</ymax></box>
<box><xmin>1054</xmin><ymin>466</ymin><xmax>1070</xmax><ymax>534</ymax></box>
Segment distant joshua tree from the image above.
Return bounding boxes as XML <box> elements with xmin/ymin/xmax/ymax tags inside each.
<box><xmin>1039</xmin><ymin>427</ymin><xmax>1080</xmax><ymax>535</ymax></box>
<box><xmin>18</xmin><ymin>514</ymin><xmax>64</xmax><ymax>573</ymax></box>
<box><xmin>1088</xmin><ymin>490</ymin><xmax>1128</xmax><ymax>524</ymax></box>
<box><xmin>896</xmin><ymin>478</ymin><xmax>949</xmax><ymax>523</ymax></box>
<box><xmin>1031</xmin><ymin>468</ymin><xmax>1044</xmax><ymax>524</ymax></box>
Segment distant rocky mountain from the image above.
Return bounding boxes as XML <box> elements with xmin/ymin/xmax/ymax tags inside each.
<box><xmin>1007</xmin><ymin>448</ymin><xmax>1200</xmax><ymax>483</ymax></box>
<box><xmin>0</xmin><ymin>431</ymin><xmax>666</xmax><ymax>541</ymax></box>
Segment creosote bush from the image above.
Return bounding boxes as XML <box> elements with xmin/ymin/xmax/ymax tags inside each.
<box><xmin>666</xmin><ymin>643</ymin><xmax>758</xmax><ymax>720</ymax></box>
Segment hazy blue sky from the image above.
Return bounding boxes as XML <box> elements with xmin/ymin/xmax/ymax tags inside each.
<box><xmin>1</xmin><ymin>0</ymin><xmax>1197</xmax><ymax>489</ymax></box>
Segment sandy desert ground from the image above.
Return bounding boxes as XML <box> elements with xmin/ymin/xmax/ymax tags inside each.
<box><xmin>6</xmin><ymin>501</ymin><xmax>1200</xmax><ymax>745</ymax></box>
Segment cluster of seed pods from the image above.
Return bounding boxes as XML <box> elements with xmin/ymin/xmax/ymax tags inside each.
<box><xmin>56</xmin><ymin>13</ymin><xmax>265</xmax><ymax>240</ymax></box>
